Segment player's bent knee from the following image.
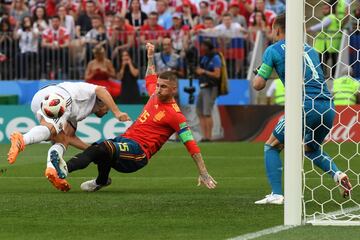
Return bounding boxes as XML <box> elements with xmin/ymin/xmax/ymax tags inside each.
<box><xmin>40</xmin><ymin>119</ymin><xmax>57</xmax><ymax>136</ymax></box>
<box><xmin>265</xmin><ymin>134</ymin><xmax>282</xmax><ymax>150</ymax></box>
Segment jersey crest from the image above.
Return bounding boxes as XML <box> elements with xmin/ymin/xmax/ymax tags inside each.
<box><xmin>153</xmin><ymin>111</ymin><xmax>166</xmax><ymax>122</ymax></box>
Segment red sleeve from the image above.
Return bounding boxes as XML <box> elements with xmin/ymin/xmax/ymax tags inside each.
<box><xmin>145</xmin><ymin>74</ymin><xmax>157</xmax><ymax>96</ymax></box>
<box><xmin>185</xmin><ymin>140</ymin><xmax>201</xmax><ymax>155</ymax></box>
<box><xmin>169</xmin><ymin>110</ymin><xmax>200</xmax><ymax>155</ymax></box>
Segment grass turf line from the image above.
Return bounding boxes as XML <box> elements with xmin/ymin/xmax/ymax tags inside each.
<box><xmin>0</xmin><ymin>142</ymin><xmax>358</xmax><ymax>240</ymax></box>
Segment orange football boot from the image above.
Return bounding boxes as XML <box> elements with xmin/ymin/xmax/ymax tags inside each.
<box><xmin>7</xmin><ymin>132</ymin><xmax>25</xmax><ymax>164</ymax></box>
<box><xmin>45</xmin><ymin>168</ymin><xmax>71</xmax><ymax>192</ymax></box>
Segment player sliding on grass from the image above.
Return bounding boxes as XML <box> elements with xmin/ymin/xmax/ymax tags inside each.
<box><xmin>50</xmin><ymin>43</ymin><xmax>217</xmax><ymax>192</ymax></box>
<box><xmin>7</xmin><ymin>82</ymin><xmax>130</xmax><ymax>191</ymax></box>
<box><xmin>252</xmin><ymin>14</ymin><xmax>352</xmax><ymax>205</ymax></box>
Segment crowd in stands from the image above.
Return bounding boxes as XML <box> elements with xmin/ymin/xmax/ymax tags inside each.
<box><xmin>0</xmin><ymin>0</ymin><xmax>287</xmax><ymax>82</ymax></box>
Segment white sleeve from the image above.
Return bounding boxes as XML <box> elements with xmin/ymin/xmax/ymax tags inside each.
<box><xmin>266</xmin><ymin>81</ymin><xmax>277</xmax><ymax>97</ymax></box>
<box><xmin>84</xmin><ymin>31</ymin><xmax>92</xmax><ymax>40</ymax></box>
<box><xmin>309</xmin><ymin>16</ymin><xmax>332</xmax><ymax>32</ymax></box>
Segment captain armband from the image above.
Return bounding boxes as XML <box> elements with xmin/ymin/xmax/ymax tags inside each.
<box><xmin>257</xmin><ymin>63</ymin><xmax>273</xmax><ymax>80</ymax></box>
<box><xmin>177</xmin><ymin>122</ymin><xmax>194</xmax><ymax>143</ymax></box>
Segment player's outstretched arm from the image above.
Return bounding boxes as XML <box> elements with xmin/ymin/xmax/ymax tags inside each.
<box><xmin>192</xmin><ymin>153</ymin><xmax>217</xmax><ymax>189</ymax></box>
<box><xmin>95</xmin><ymin>86</ymin><xmax>131</xmax><ymax>121</ymax></box>
<box><xmin>145</xmin><ymin>43</ymin><xmax>156</xmax><ymax>77</ymax></box>
<box><xmin>144</xmin><ymin>43</ymin><xmax>157</xmax><ymax>95</ymax></box>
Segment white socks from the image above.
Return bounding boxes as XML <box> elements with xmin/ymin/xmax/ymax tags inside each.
<box><xmin>23</xmin><ymin>125</ymin><xmax>51</xmax><ymax>145</ymax></box>
<box><xmin>47</xmin><ymin>143</ymin><xmax>66</xmax><ymax>168</ymax></box>
<box><xmin>333</xmin><ymin>171</ymin><xmax>343</xmax><ymax>183</ymax></box>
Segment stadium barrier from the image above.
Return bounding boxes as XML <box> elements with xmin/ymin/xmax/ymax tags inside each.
<box><xmin>0</xmin><ymin>30</ymin><xmax>250</xmax><ymax>80</ymax></box>
<box><xmin>0</xmin><ymin>79</ymin><xmax>250</xmax><ymax>105</ymax></box>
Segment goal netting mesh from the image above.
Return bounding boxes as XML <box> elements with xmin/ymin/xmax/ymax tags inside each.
<box><xmin>303</xmin><ymin>0</ymin><xmax>360</xmax><ymax>225</ymax></box>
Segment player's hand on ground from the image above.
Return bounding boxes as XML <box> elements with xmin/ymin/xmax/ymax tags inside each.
<box><xmin>197</xmin><ymin>173</ymin><xmax>217</xmax><ymax>189</ymax></box>
<box><xmin>146</xmin><ymin>43</ymin><xmax>155</xmax><ymax>59</ymax></box>
<box><xmin>115</xmin><ymin>111</ymin><xmax>131</xmax><ymax>122</ymax></box>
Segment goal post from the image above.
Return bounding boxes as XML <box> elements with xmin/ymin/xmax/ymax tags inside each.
<box><xmin>285</xmin><ymin>0</ymin><xmax>360</xmax><ymax>226</ymax></box>
<box><xmin>284</xmin><ymin>0</ymin><xmax>304</xmax><ymax>226</ymax></box>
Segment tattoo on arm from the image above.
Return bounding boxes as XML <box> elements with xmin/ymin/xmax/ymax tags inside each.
<box><xmin>146</xmin><ymin>57</ymin><xmax>156</xmax><ymax>76</ymax></box>
<box><xmin>192</xmin><ymin>153</ymin><xmax>208</xmax><ymax>175</ymax></box>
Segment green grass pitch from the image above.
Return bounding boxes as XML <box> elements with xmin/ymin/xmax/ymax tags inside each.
<box><xmin>0</xmin><ymin>142</ymin><xmax>359</xmax><ymax>240</ymax></box>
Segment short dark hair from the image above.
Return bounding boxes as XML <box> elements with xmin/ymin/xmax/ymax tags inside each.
<box><xmin>274</xmin><ymin>14</ymin><xmax>285</xmax><ymax>33</ymax></box>
<box><xmin>158</xmin><ymin>71</ymin><xmax>177</xmax><ymax>82</ymax></box>
<box><xmin>91</xmin><ymin>15</ymin><xmax>102</xmax><ymax>21</ymax></box>
<box><xmin>201</xmin><ymin>39</ymin><xmax>215</xmax><ymax>51</ymax></box>
<box><xmin>149</xmin><ymin>11</ymin><xmax>159</xmax><ymax>17</ymax></box>
<box><xmin>222</xmin><ymin>13</ymin><xmax>232</xmax><ymax>18</ymax></box>
<box><xmin>51</xmin><ymin>15</ymin><xmax>61</xmax><ymax>20</ymax></box>
<box><xmin>204</xmin><ymin>16</ymin><xmax>214</xmax><ymax>22</ymax></box>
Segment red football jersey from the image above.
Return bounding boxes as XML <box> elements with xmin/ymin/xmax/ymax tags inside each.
<box><xmin>122</xmin><ymin>74</ymin><xmax>197</xmax><ymax>159</ymax></box>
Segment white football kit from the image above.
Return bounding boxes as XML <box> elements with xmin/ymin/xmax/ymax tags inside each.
<box><xmin>31</xmin><ymin>82</ymin><xmax>99</xmax><ymax>133</ymax></box>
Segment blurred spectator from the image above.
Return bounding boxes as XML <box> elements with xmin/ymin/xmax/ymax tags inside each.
<box><xmin>228</xmin><ymin>1</ymin><xmax>247</xmax><ymax>28</ymax></box>
<box><xmin>97</xmin><ymin>0</ymin><xmax>127</xmax><ymax>16</ymax></box>
<box><xmin>249</xmin><ymin>0</ymin><xmax>276</xmax><ymax>28</ymax></box>
<box><xmin>61</xmin><ymin>0</ymin><xmax>80</xmax><ymax>17</ymax></box>
<box><xmin>332</xmin><ymin>68</ymin><xmax>360</xmax><ymax>106</ymax></box>
<box><xmin>265</xmin><ymin>0</ymin><xmax>285</xmax><ymax>15</ymax></box>
<box><xmin>1</xmin><ymin>1</ymin><xmax>13</xmax><ymax>19</ymax></box>
<box><xmin>45</xmin><ymin>0</ymin><xmax>58</xmax><ymax>17</ymax></box>
<box><xmin>194</xmin><ymin>1</ymin><xmax>217</xmax><ymax>25</ymax></box>
<box><xmin>139</xmin><ymin>12</ymin><xmax>165</xmax><ymax>48</ymax></box>
<box><xmin>0</xmin><ymin>17</ymin><xmax>16</xmax><ymax>79</ymax></box>
<box><xmin>248</xmin><ymin>10</ymin><xmax>269</xmax><ymax>43</ymax></box>
<box><xmin>350</xmin><ymin>5</ymin><xmax>360</xmax><ymax>33</ymax></box>
<box><xmin>195</xmin><ymin>39</ymin><xmax>221</xmax><ymax>141</ymax></box>
<box><xmin>41</xmin><ymin>15</ymin><xmax>70</xmax><ymax>79</ymax></box>
<box><xmin>192</xmin><ymin>15</ymin><xmax>215</xmax><ymax>35</ymax></box>
<box><xmin>192</xmin><ymin>15</ymin><xmax>216</xmax><ymax>55</ymax></box>
<box><xmin>140</xmin><ymin>0</ymin><xmax>156</xmax><ymax>15</ymax></box>
<box><xmin>266</xmin><ymin>78</ymin><xmax>284</xmax><ymax>105</ymax></box>
<box><xmin>156</xmin><ymin>0</ymin><xmax>173</xmax><ymax>30</ymax></box>
<box><xmin>116</xmin><ymin>50</ymin><xmax>141</xmax><ymax>104</ymax></box>
<box><xmin>209</xmin><ymin>13</ymin><xmax>247</xmax><ymax>78</ymax></box>
<box><xmin>125</xmin><ymin>0</ymin><xmax>148</xmax><ymax>31</ymax></box>
<box><xmin>169</xmin><ymin>13</ymin><xmax>190</xmax><ymax>55</ymax></box>
<box><xmin>209</xmin><ymin>0</ymin><xmax>228</xmax><ymax>20</ymax></box>
<box><xmin>14</xmin><ymin>16</ymin><xmax>39</xmax><ymax>79</ymax></box>
<box><xmin>9</xmin><ymin>0</ymin><xmax>30</xmax><ymax>28</ymax></box>
<box><xmin>236</xmin><ymin>0</ymin><xmax>255</xmax><ymax>24</ymax></box>
<box><xmin>85</xmin><ymin>45</ymin><xmax>120</xmax><ymax>99</ymax></box>
<box><xmin>76</xmin><ymin>0</ymin><xmax>98</xmax><ymax>37</ymax></box>
<box><xmin>331</xmin><ymin>0</ymin><xmax>350</xmax><ymax>24</ymax></box>
<box><xmin>58</xmin><ymin>4</ymin><xmax>76</xmax><ymax>39</ymax></box>
<box><xmin>84</xmin><ymin>15</ymin><xmax>107</xmax><ymax>61</ymax></box>
<box><xmin>349</xmin><ymin>4</ymin><xmax>360</xmax><ymax>79</ymax></box>
<box><xmin>107</xmin><ymin>15</ymin><xmax>135</xmax><ymax>64</ymax></box>
<box><xmin>103</xmin><ymin>11</ymin><xmax>115</xmax><ymax>29</ymax></box>
<box><xmin>176</xmin><ymin>0</ymin><xmax>197</xmax><ymax>28</ymax></box>
<box><xmin>154</xmin><ymin>37</ymin><xmax>185</xmax><ymax>78</ymax></box>
<box><xmin>307</xmin><ymin>2</ymin><xmax>341</xmax><ymax>78</ymax></box>
<box><xmin>201</xmin><ymin>13</ymin><xmax>247</xmax><ymax>38</ymax></box>
<box><xmin>33</xmin><ymin>5</ymin><xmax>48</xmax><ymax>35</ymax></box>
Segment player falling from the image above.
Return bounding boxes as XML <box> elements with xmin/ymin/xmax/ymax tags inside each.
<box><xmin>50</xmin><ymin>43</ymin><xmax>217</xmax><ymax>191</ymax></box>
<box><xmin>7</xmin><ymin>82</ymin><xmax>130</xmax><ymax>191</ymax></box>
<box><xmin>252</xmin><ymin>14</ymin><xmax>352</xmax><ymax>204</ymax></box>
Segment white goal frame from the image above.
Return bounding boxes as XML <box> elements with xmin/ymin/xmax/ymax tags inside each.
<box><xmin>284</xmin><ymin>0</ymin><xmax>304</xmax><ymax>226</ymax></box>
<box><xmin>285</xmin><ymin>0</ymin><xmax>360</xmax><ymax>226</ymax></box>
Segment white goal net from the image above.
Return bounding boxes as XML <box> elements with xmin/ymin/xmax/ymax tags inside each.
<box><xmin>302</xmin><ymin>0</ymin><xmax>360</xmax><ymax>225</ymax></box>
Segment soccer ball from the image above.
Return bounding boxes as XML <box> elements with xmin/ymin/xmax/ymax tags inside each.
<box><xmin>41</xmin><ymin>93</ymin><xmax>66</xmax><ymax>119</ymax></box>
